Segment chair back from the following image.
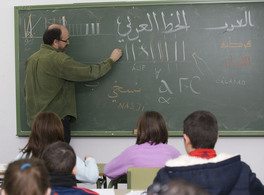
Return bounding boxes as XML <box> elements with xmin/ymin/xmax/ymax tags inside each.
<box><xmin>96</xmin><ymin>163</ymin><xmax>107</xmax><ymax>189</ymax></box>
<box><xmin>108</xmin><ymin>174</ymin><xmax>127</xmax><ymax>189</ymax></box>
<box><xmin>127</xmin><ymin>167</ymin><xmax>161</xmax><ymax>190</ymax></box>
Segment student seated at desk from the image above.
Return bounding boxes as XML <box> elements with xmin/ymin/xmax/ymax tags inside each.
<box><xmin>41</xmin><ymin>141</ymin><xmax>98</xmax><ymax>195</ymax></box>
<box><xmin>148</xmin><ymin>110</ymin><xmax>264</xmax><ymax>195</ymax></box>
<box><xmin>1</xmin><ymin>158</ymin><xmax>51</xmax><ymax>195</ymax></box>
<box><xmin>104</xmin><ymin>111</ymin><xmax>181</xmax><ymax>180</ymax></box>
<box><xmin>15</xmin><ymin>111</ymin><xmax>99</xmax><ymax>183</ymax></box>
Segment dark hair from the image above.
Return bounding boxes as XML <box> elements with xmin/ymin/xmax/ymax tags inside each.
<box><xmin>2</xmin><ymin>158</ymin><xmax>50</xmax><ymax>195</ymax></box>
<box><xmin>43</xmin><ymin>27</ymin><xmax>62</xmax><ymax>45</ymax></box>
<box><xmin>136</xmin><ymin>111</ymin><xmax>168</xmax><ymax>145</ymax></box>
<box><xmin>148</xmin><ymin>179</ymin><xmax>209</xmax><ymax>195</ymax></box>
<box><xmin>183</xmin><ymin>110</ymin><xmax>218</xmax><ymax>149</ymax></box>
<box><xmin>21</xmin><ymin>111</ymin><xmax>64</xmax><ymax>158</ymax></box>
<box><xmin>41</xmin><ymin>141</ymin><xmax>76</xmax><ymax>174</ymax></box>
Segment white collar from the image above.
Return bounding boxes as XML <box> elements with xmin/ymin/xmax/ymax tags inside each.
<box><xmin>166</xmin><ymin>153</ymin><xmax>239</xmax><ymax>167</ymax></box>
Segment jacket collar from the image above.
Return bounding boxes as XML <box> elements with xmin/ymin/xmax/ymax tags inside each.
<box><xmin>40</xmin><ymin>44</ymin><xmax>58</xmax><ymax>51</ymax></box>
<box><xmin>189</xmin><ymin>149</ymin><xmax>216</xmax><ymax>159</ymax></box>
<box><xmin>50</xmin><ymin>173</ymin><xmax>77</xmax><ymax>187</ymax></box>
<box><xmin>166</xmin><ymin>153</ymin><xmax>238</xmax><ymax>167</ymax></box>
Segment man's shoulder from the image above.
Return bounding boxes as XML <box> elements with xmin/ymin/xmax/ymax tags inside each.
<box><xmin>27</xmin><ymin>45</ymin><xmax>70</xmax><ymax>64</ymax></box>
<box><xmin>38</xmin><ymin>44</ymin><xmax>68</xmax><ymax>57</ymax></box>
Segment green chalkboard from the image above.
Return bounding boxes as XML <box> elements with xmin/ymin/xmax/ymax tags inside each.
<box><xmin>15</xmin><ymin>0</ymin><xmax>264</xmax><ymax>136</ymax></box>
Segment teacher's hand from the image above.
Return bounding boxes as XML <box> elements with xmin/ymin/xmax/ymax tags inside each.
<box><xmin>110</xmin><ymin>48</ymin><xmax>122</xmax><ymax>62</ymax></box>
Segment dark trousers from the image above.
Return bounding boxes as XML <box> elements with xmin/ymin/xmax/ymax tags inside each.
<box><xmin>61</xmin><ymin>116</ymin><xmax>71</xmax><ymax>143</ymax></box>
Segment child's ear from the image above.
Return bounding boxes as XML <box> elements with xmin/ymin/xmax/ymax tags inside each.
<box><xmin>72</xmin><ymin>165</ymin><xmax>77</xmax><ymax>175</ymax></box>
<box><xmin>183</xmin><ymin>134</ymin><xmax>190</xmax><ymax>145</ymax></box>
<box><xmin>183</xmin><ymin>133</ymin><xmax>193</xmax><ymax>154</ymax></box>
<box><xmin>45</xmin><ymin>188</ymin><xmax>51</xmax><ymax>195</ymax></box>
<box><xmin>1</xmin><ymin>189</ymin><xmax>6</xmax><ymax>195</ymax></box>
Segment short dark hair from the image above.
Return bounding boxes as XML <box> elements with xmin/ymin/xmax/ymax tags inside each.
<box><xmin>183</xmin><ymin>111</ymin><xmax>218</xmax><ymax>149</ymax></box>
<box><xmin>43</xmin><ymin>27</ymin><xmax>62</xmax><ymax>45</ymax></box>
<box><xmin>148</xmin><ymin>179</ymin><xmax>209</xmax><ymax>195</ymax></box>
<box><xmin>136</xmin><ymin>111</ymin><xmax>168</xmax><ymax>145</ymax></box>
<box><xmin>2</xmin><ymin>158</ymin><xmax>50</xmax><ymax>195</ymax></box>
<box><xmin>41</xmin><ymin>141</ymin><xmax>76</xmax><ymax>174</ymax></box>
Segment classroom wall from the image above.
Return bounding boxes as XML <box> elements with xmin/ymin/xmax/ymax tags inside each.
<box><xmin>1</xmin><ymin>0</ymin><xmax>263</xmax><ymax>183</ymax></box>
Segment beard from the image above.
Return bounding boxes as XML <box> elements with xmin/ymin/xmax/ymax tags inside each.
<box><xmin>58</xmin><ymin>44</ymin><xmax>68</xmax><ymax>52</ymax></box>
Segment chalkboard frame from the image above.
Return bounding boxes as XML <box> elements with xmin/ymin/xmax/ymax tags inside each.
<box><xmin>15</xmin><ymin>0</ymin><xmax>264</xmax><ymax>137</ymax></box>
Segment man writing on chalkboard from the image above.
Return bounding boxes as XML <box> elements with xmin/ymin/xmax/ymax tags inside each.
<box><xmin>24</xmin><ymin>24</ymin><xmax>122</xmax><ymax>143</ymax></box>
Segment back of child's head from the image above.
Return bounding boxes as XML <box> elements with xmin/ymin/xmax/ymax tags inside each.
<box><xmin>41</xmin><ymin>141</ymin><xmax>76</xmax><ymax>174</ymax></box>
<box><xmin>148</xmin><ymin>179</ymin><xmax>209</xmax><ymax>195</ymax></box>
<box><xmin>2</xmin><ymin>158</ymin><xmax>50</xmax><ymax>195</ymax></box>
<box><xmin>136</xmin><ymin>110</ymin><xmax>168</xmax><ymax>145</ymax></box>
<box><xmin>24</xmin><ymin>111</ymin><xmax>64</xmax><ymax>158</ymax></box>
<box><xmin>31</xmin><ymin>111</ymin><xmax>64</xmax><ymax>144</ymax></box>
<box><xmin>183</xmin><ymin>110</ymin><xmax>218</xmax><ymax>149</ymax></box>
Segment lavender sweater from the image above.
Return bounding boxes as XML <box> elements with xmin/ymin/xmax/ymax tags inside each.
<box><xmin>103</xmin><ymin>142</ymin><xmax>181</xmax><ymax>180</ymax></box>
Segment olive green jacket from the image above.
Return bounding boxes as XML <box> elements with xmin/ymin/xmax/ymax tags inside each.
<box><xmin>24</xmin><ymin>44</ymin><xmax>114</xmax><ymax>127</ymax></box>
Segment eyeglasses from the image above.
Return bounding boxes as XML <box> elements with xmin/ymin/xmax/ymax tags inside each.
<box><xmin>58</xmin><ymin>39</ymin><xmax>69</xmax><ymax>43</ymax></box>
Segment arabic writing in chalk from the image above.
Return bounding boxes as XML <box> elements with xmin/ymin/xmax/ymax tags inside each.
<box><xmin>24</xmin><ymin>15</ymin><xmax>101</xmax><ymax>40</ymax></box>
<box><xmin>58</xmin><ymin>15</ymin><xmax>102</xmax><ymax>36</ymax></box>
<box><xmin>192</xmin><ymin>52</ymin><xmax>213</xmax><ymax>76</ymax></box>
<box><xmin>204</xmin><ymin>10</ymin><xmax>254</xmax><ymax>31</ymax></box>
<box><xmin>24</xmin><ymin>14</ymin><xmax>42</xmax><ymax>38</ymax></box>
<box><xmin>124</xmin><ymin>40</ymin><xmax>186</xmax><ymax>62</ymax></box>
<box><xmin>108</xmin><ymin>81</ymin><xmax>141</xmax><ymax>101</ymax></box>
<box><xmin>225</xmin><ymin>54</ymin><xmax>252</xmax><ymax>69</ymax></box>
<box><xmin>158</xmin><ymin>76</ymin><xmax>201</xmax><ymax>104</ymax></box>
<box><xmin>117</xmin><ymin>10</ymin><xmax>190</xmax><ymax>41</ymax></box>
<box><xmin>221</xmin><ymin>37</ymin><xmax>251</xmax><ymax>48</ymax></box>
<box><xmin>67</xmin><ymin>22</ymin><xmax>100</xmax><ymax>36</ymax></box>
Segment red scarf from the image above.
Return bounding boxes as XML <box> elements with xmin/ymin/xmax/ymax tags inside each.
<box><xmin>189</xmin><ymin>149</ymin><xmax>216</xmax><ymax>159</ymax></box>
